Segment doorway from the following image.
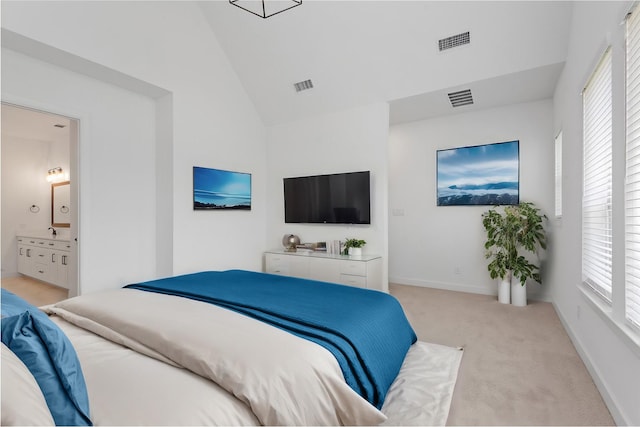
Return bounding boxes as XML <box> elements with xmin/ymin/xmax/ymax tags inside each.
<box><xmin>1</xmin><ymin>103</ymin><xmax>79</xmax><ymax>299</ymax></box>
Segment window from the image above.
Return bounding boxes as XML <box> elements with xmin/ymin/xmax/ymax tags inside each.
<box><xmin>626</xmin><ymin>10</ymin><xmax>640</xmax><ymax>331</ymax></box>
<box><xmin>582</xmin><ymin>48</ymin><xmax>613</xmax><ymax>303</ymax></box>
<box><xmin>555</xmin><ymin>131</ymin><xmax>563</xmax><ymax>218</ymax></box>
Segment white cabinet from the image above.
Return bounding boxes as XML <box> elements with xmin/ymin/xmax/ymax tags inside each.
<box><xmin>264</xmin><ymin>250</ymin><xmax>383</xmax><ymax>291</ymax></box>
<box><xmin>265</xmin><ymin>253</ymin><xmax>309</xmax><ymax>278</ymax></box>
<box><xmin>17</xmin><ymin>236</ymin><xmax>71</xmax><ymax>289</ymax></box>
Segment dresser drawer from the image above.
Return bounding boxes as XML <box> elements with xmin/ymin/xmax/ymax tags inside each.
<box><xmin>339</xmin><ymin>274</ymin><xmax>366</xmax><ymax>288</ymax></box>
<box><xmin>31</xmin><ymin>260</ymin><xmax>53</xmax><ymax>281</ymax></box>
<box><xmin>263</xmin><ymin>251</ymin><xmax>382</xmax><ymax>291</ymax></box>
<box><xmin>340</xmin><ymin>261</ymin><xmax>366</xmax><ymax>277</ymax></box>
<box><xmin>31</xmin><ymin>247</ymin><xmax>51</xmax><ymax>263</ymax></box>
<box><xmin>45</xmin><ymin>240</ymin><xmax>71</xmax><ymax>251</ymax></box>
<box><xmin>265</xmin><ymin>253</ymin><xmax>289</xmax><ymax>275</ymax></box>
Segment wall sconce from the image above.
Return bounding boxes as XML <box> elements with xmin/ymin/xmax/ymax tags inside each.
<box><xmin>46</xmin><ymin>167</ymin><xmax>64</xmax><ymax>183</ymax></box>
<box><xmin>229</xmin><ymin>0</ymin><xmax>301</xmax><ymax>19</ymax></box>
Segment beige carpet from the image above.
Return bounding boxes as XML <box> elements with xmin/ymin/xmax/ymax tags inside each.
<box><xmin>390</xmin><ymin>284</ymin><xmax>614</xmax><ymax>426</ymax></box>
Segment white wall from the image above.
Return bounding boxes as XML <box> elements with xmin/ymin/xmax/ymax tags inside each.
<box><xmin>2</xmin><ymin>48</ymin><xmax>158</xmax><ymax>292</ymax></box>
<box><xmin>388</xmin><ymin>99</ymin><xmax>554</xmax><ymax>300</ymax></box>
<box><xmin>1</xmin><ymin>134</ymin><xmax>51</xmax><ymax>277</ymax></box>
<box><xmin>266</xmin><ymin>103</ymin><xmax>390</xmax><ymax>291</ymax></box>
<box><xmin>551</xmin><ymin>1</ymin><xmax>640</xmax><ymax>425</ymax></box>
<box><xmin>1</xmin><ymin>1</ymin><xmax>267</xmax><ymax>291</ymax></box>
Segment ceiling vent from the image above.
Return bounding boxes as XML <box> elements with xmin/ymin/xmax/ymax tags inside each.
<box><xmin>294</xmin><ymin>79</ymin><xmax>314</xmax><ymax>92</ymax></box>
<box><xmin>448</xmin><ymin>89</ymin><xmax>474</xmax><ymax>107</ymax></box>
<box><xmin>53</xmin><ymin>124</ymin><xmax>66</xmax><ymax>128</ymax></box>
<box><xmin>438</xmin><ymin>31</ymin><xmax>470</xmax><ymax>52</ymax></box>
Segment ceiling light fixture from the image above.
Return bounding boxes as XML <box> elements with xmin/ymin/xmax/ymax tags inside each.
<box><xmin>229</xmin><ymin>0</ymin><xmax>302</xmax><ymax>19</ymax></box>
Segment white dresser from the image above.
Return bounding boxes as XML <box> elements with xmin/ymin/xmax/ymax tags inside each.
<box><xmin>264</xmin><ymin>250</ymin><xmax>383</xmax><ymax>291</ymax></box>
<box><xmin>17</xmin><ymin>235</ymin><xmax>71</xmax><ymax>289</ymax></box>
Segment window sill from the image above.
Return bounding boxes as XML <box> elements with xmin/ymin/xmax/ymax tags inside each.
<box><xmin>578</xmin><ymin>283</ymin><xmax>640</xmax><ymax>358</ymax></box>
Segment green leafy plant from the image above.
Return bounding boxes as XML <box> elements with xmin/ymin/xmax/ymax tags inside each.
<box><xmin>482</xmin><ymin>202</ymin><xmax>547</xmax><ymax>286</ymax></box>
<box><xmin>343</xmin><ymin>238</ymin><xmax>366</xmax><ymax>255</ymax></box>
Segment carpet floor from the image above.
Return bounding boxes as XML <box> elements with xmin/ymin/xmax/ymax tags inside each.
<box><xmin>390</xmin><ymin>283</ymin><xmax>614</xmax><ymax>426</ymax></box>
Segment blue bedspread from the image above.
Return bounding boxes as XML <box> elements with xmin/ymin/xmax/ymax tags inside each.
<box><xmin>126</xmin><ymin>269</ymin><xmax>416</xmax><ymax>409</ymax></box>
<box><xmin>1</xmin><ymin>289</ymin><xmax>92</xmax><ymax>426</ymax></box>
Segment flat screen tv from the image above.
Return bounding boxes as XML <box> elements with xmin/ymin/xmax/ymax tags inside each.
<box><xmin>193</xmin><ymin>166</ymin><xmax>251</xmax><ymax>210</ymax></box>
<box><xmin>283</xmin><ymin>171</ymin><xmax>371</xmax><ymax>224</ymax></box>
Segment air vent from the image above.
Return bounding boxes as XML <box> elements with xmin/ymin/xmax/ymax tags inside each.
<box><xmin>294</xmin><ymin>79</ymin><xmax>314</xmax><ymax>92</ymax></box>
<box><xmin>53</xmin><ymin>124</ymin><xmax>66</xmax><ymax>128</ymax></box>
<box><xmin>438</xmin><ymin>31</ymin><xmax>470</xmax><ymax>52</ymax></box>
<box><xmin>448</xmin><ymin>89</ymin><xmax>474</xmax><ymax>107</ymax></box>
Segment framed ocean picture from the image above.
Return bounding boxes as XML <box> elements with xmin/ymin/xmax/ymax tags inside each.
<box><xmin>193</xmin><ymin>166</ymin><xmax>252</xmax><ymax>210</ymax></box>
<box><xmin>436</xmin><ymin>140</ymin><xmax>519</xmax><ymax>206</ymax></box>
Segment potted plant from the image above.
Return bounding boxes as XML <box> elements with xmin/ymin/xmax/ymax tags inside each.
<box><xmin>482</xmin><ymin>202</ymin><xmax>547</xmax><ymax>306</ymax></box>
<box><xmin>343</xmin><ymin>238</ymin><xmax>366</xmax><ymax>256</ymax></box>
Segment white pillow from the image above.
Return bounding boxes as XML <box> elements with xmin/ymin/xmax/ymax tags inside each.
<box><xmin>1</xmin><ymin>343</ymin><xmax>55</xmax><ymax>426</ymax></box>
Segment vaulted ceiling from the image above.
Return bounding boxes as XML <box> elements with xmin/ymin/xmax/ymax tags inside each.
<box><xmin>199</xmin><ymin>1</ymin><xmax>573</xmax><ymax>126</ymax></box>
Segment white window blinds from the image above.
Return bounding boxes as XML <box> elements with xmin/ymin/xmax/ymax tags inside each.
<box><xmin>555</xmin><ymin>132</ymin><xmax>563</xmax><ymax>218</ymax></box>
<box><xmin>626</xmin><ymin>10</ymin><xmax>640</xmax><ymax>331</ymax></box>
<box><xmin>582</xmin><ymin>48</ymin><xmax>613</xmax><ymax>302</ymax></box>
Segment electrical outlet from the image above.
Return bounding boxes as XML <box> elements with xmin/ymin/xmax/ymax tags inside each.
<box><xmin>454</xmin><ymin>266</ymin><xmax>462</xmax><ymax>276</ymax></box>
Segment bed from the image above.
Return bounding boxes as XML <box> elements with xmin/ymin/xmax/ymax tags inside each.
<box><xmin>1</xmin><ymin>269</ymin><xmax>462</xmax><ymax>426</ymax></box>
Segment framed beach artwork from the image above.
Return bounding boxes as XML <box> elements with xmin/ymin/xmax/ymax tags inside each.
<box><xmin>193</xmin><ymin>166</ymin><xmax>252</xmax><ymax>210</ymax></box>
<box><xmin>436</xmin><ymin>140</ymin><xmax>519</xmax><ymax>206</ymax></box>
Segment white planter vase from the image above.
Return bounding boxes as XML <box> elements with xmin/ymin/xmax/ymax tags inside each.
<box><xmin>348</xmin><ymin>247</ymin><xmax>362</xmax><ymax>256</ymax></box>
<box><xmin>511</xmin><ymin>280</ymin><xmax>527</xmax><ymax>307</ymax></box>
<box><xmin>498</xmin><ymin>274</ymin><xmax>511</xmax><ymax>304</ymax></box>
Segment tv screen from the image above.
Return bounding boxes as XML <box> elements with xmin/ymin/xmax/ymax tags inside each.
<box><xmin>193</xmin><ymin>166</ymin><xmax>251</xmax><ymax>210</ymax></box>
<box><xmin>283</xmin><ymin>171</ymin><xmax>370</xmax><ymax>224</ymax></box>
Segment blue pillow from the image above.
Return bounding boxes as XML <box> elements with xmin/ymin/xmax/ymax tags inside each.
<box><xmin>1</xmin><ymin>289</ymin><xmax>92</xmax><ymax>426</ymax></box>
<box><xmin>1</xmin><ymin>288</ymin><xmax>37</xmax><ymax>317</ymax></box>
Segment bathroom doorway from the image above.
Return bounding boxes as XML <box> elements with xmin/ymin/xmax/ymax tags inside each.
<box><xmin>1</xmin><ymin>103</ymin><xmax>79</xmax><ymax>299</ymax></box>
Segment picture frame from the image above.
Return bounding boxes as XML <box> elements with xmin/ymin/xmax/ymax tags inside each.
<box><xmin>436</xmin><ymin>140</ymin><xmax>519</xmax><ymax>206</ymax></box>
<box><xmin>193</xmin><ymin>166</ymin><xmax>252</xmax><ymax>210</ymax></box>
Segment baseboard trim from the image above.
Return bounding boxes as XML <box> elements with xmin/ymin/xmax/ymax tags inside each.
<box><xmin>389</xmin><ymin>276</ymin><xmax>552</xmax><ymax>302</ymax></box>
<box><xmin>552</xmin><ymin>301</ymin><xmax>629</xmax><ymax>426</ymax></box>
<box><xmin>389</xmin><ymin>276</ymin><xmax>495</xmax><ymax>295</ymax></box>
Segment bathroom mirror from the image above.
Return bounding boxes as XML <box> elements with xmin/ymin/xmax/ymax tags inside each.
<box><xmin>52</xmin><ymin>181</ymin><xmax>71</xmax><ymax>227</ymax></box>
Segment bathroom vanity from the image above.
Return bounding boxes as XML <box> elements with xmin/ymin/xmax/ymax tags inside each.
<box><xmin>17</xmin><ymin>233</ymin><xmax>71</xmax><ymax>289</ymax></box>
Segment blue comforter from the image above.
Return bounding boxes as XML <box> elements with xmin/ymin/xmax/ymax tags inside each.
<box><xmin>1</xmin><ymin>289</ymin><xmax>92</xmax><ymax>426</ymax></box>
<box><xmin>126</xmin><ymin>269</ymin><xmax>416</xmax><ymax>409</ymax></box>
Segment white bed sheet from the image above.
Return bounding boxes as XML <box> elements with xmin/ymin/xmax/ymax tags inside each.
<box><xmin>50</xmin><ymin>317</ymin><xmax>259</xmax><ymax>426</ymax></box>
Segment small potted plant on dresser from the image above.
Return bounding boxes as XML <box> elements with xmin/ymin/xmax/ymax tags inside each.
<box><xmin>343</xmin><ymin>238</ymin><xmax>366</xmax><ymax>256</ymax></box>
